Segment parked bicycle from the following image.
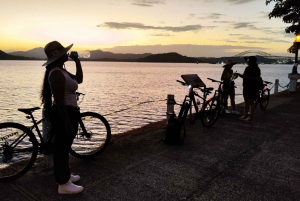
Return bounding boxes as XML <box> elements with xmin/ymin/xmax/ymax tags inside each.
<box><xmin>255</xmin><ymin>80</ymin><xmax>273</xmax><ymax>110</ymax></box>
<box><xmin>0</xmin><ymin>92</ymin><xmax>111</xmax><ymax>182</ymax></box>
<box><xmin>174</xmin><ymin>77</ymin><xmax>220</xmax><ymax>129</ymax></box>
<box><xmin>207</xmin><ymin>78</ymin><xmax>227</xmax><ymax>115</ymax></box>
<box><xmin>207</xmin><ymin>74</ymin><xmax>238</xmax><ymax>115</ymax></box>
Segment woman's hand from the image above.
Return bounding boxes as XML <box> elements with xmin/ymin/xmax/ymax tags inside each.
<box><xmin>69</xmin><ymin>51</ymin><xmax>79</xmax><ymax>61</ymax></box>
<box><xmin>234</xmin><ymin>72</ymin><xmax>241</xmax><ymax>77</ymax></box>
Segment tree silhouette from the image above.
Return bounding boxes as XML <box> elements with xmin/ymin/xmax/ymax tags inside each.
<box><xmin>266</xmin><ymin>0</ymin><xmax>300</xmax><ymax>53</ymax></box>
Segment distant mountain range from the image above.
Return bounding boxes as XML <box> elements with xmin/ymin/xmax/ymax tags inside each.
<box><xmin>137</xmin><ymin>52</ymin><xmax>198</xmax><ymax>63</ymax></box>
<box><xmin>9</xmin><ymin>47</ymin><xmax>46</xmax><ymax>59</ymax></box>
<box><xmin>0</xmin><ymin>48</ymin><xmax>280</xmax><ymax>64</ymax></box>
<box><xmin>0</xmin><ymin>48</ymin><xmax>200</xmax><ymax>63</ymax></box>
<box><xmin>89</xmin><ymin>50</ymin><xmax>152</xmax><ymax>60</ymax></box>
<box><xmin>0</xmin><ymin>50</ymin><xmax>36</xmax><ymax>60</ymax></box>
<box><xmin>5</xmin><ymin>48</ymin><xmax>154</xmax><ymax>60</ymax></box>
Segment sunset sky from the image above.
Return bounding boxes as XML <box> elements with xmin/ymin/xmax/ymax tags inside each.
<box><xmin>0</xmin><ymin>0</ymin><xmax>296</xmax><ymax>57</ymax></box>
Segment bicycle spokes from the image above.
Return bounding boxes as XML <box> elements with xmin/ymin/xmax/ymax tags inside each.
<box><xmin>2</xmin><ymin>142</ymin><xmax>13</xmax><ymax>163</ymax></box>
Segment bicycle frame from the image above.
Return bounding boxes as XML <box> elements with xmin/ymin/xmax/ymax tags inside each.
<box><xmin>14</xmin><ymin>92</ymin><xmax>89</xmax><ymax>154</ymax></box>
<box><xmin>177</xmin><ymin>82</ymin><xmax>213</xmax><ymax>121</ymax></box>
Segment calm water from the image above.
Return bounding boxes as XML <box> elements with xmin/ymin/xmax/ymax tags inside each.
<box><xmin>0</xmin><ymin>60</ymin><xmax>292</xmax><ymax>135</ymax></box>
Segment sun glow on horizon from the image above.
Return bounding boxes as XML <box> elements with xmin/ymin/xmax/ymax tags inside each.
<box><xmin>0</xmin><ymin>0</ymin><xmax>295</xmax><ymax>57</ymax></box>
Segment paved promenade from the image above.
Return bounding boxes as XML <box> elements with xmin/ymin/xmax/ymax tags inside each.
<box><xmin>2</xmin><ymin>87</ymin><xmax>300</xmax><ymax>201</ymax></box>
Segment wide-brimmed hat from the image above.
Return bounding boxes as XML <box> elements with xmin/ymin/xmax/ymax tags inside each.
<box><xmin>223</xmin><ymin>59</ymin><xmax>237</xmax><ymax>68</ymax></box>
<box><xmin>244</xmin><ymin>56</ymin><xmax>257</xmax><ymax>63</ymax></box>
<box><xmin>42</xmin><ymin>41</ymin><xmax>73</xmax><ymax>66</ymax></box>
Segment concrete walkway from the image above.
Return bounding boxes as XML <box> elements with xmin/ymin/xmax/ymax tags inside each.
<box><xmin>2</xmin><ymin>87</ymin><xmax>300</xmax><ymax>201</ymax></box>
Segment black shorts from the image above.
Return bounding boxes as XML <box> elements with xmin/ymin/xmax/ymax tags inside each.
<box><xmin>243</xmin><ymin>87</ymin><xmax>257</xmax><ymax>99</ymax></box>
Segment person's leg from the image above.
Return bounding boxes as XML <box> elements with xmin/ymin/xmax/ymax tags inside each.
<box><xmin>239</xmin><ymin>88</ymin><xmax>248</xmax><ymax>119</ymax></box>
<box><xmin>51</xmin><ymin>106</ymin><xmax>83</xmax><ymax>194</ymax></box>
<box><xmin>229</xmin><ymin>91</ymin><xmax>236</xmax><ymax>111</ymax></box>
<box><xmin>244</xmin><ymin>98</ymin><xmax>250</xmax><ymax>116</ymax></box>
<box><xmin>51</xmin><ymin>106</ymin><xmax>71</xmax><ymax>185</ymax></box>
<box><xmin>248</xmin><ymin>98</ymin><xmax>256</xmax><ymax>119</ymax></box>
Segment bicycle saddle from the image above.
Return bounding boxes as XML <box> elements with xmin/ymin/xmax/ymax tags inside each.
<box><xmin>18</xmin><ymin>107</ymin><xmax>41</xmax><ymax>114</ymax></box>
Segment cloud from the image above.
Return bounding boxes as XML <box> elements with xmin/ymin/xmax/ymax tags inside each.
<box><xmin>225</xmin><ymin>0</ymin><xmax>257</xmax><ymax>4</ymax></box>
<box><xmin>199</xmin><ymin>13</ymin><xmax>225</xmax><ymax>19</ymax></box>
<box><xmin>98</xmin><ymin>22</ymin><xmax>202</xmax><ymax>32</ymax></box>
<box><xmin>232</xmin><ymin>22</ymin><xmax>259</xmax><ymax>30</ymax></box>
<box><xmin>234</xmin><ymin>35</ymin><xmax>290</xmax><ymax>44</ymax></box>
<box><xmin>130</xmin><ymin>0</ymin><xmax>166</xmax><ymax>7</ymax></box>
<box><xmin>189</xmin><ymin>13</ymin><xmax>225</xmax><ymax>20</ymax></box>
<box><xmin>150</xmin><ymin>33</ymin><xmax>172</xmax><ymax>36</ymax></box>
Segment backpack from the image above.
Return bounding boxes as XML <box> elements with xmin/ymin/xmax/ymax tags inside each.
<box><xmin>163</xmin><ymin>114</ymin><xmax>185</xmax><ymax>145</ymax></box>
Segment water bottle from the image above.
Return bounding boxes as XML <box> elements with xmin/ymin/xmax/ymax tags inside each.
<box><xmin>196</xmin><ymin>99</ymin><xmax>200</xmax><ymax>106</ymax></box>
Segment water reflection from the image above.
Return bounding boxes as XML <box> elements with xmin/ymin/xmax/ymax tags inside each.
<box><xmin>0</xmin><ymin>61</ymin><xmax>293</xmax><ymax>135</ymax></box>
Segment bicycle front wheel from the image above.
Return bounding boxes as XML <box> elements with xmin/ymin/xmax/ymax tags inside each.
<box><xmin>201</xmin><ymin>98</ymin><xmax>220</xmax><ymax>128</ymax></box>
<box><xmin>259</xmin><ymin>89</ymin><xmax>270</xmax><ymax>110</ymax></box>
<box><xmin>0</xmin><ymin>122</ymin><xmax>38</xmax><ymax>182</ymax></box>
<box><xmin>70</xmin><ymin>112</ymin><xmax>111</xmax><ymax>159</ymax></box>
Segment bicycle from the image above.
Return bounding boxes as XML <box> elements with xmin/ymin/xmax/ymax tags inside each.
<box><xmin>207</xmin><ymin>77</ymin><xmax>237</xmax><ymax>115</ymax></box>
<box><xmin>255</xmin><ymin>80</ymin><xmax>273</xmax><ymax>110</ymax></box>
<box><xmin>175</xmin><ymin>76</ymin><xmax>220</xmax><ymax>128</ymax></box>
<box><xmin>164</xmin><ymin>76</ymin><xmax>220</xmax><ymax>144</ymax></box>
<box><xmin>0</xmin><ymin>92</ymin><xmax>111</xmax><ymax>182</ymax></box>
<box><xmin>207</xmin><ymin>78</ymin><xmax>226</xmax><ymax>115</ymax></box>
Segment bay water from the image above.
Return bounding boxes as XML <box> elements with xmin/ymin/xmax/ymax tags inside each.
<box><xmin>0</xmin><ymin>60</ymin><xmax>292</xmax><ymax>135</ymax></box>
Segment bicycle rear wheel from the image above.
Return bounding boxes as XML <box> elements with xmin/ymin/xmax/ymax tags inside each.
<box><xmin>70</xmin><ymin>112</ymin><xmax>111</xmax><ymax>159</ymax></box>
<box><xmin>201</xmin><ymin>98</ymin><xmax>220</xmax><ymax>128</ymax></box>
<box><xmin>259</xmin><ymin>89</ymin><xmax>270</xmax><ymax>110</ymax></box>
<box><xmin>0</xmin><ymin>122</ymin><xmax>38</xmax><ymax>182</ymax></box>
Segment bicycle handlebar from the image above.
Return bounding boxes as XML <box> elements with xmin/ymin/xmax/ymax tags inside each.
<box><xmin>207</xmin><ymin>78</ymin><xmax>223</xmax><ymax>84</ymax></box>
<box><xmin>263</xmin><ymin>81</ymin><xmax>273</xmax><ymax>85</ymax></box>
<box><xmin>176</xmin><ymin>79</ymin><xmax>213</xmax><ymax>95</ymax></box>
<box><xmin>176</xmin><ymin>80</ymin><xmax>188</xmax><ymax>86</ymax></box>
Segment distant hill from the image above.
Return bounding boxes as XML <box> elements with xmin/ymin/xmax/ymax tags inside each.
<box><xmin>10</xmin><ymin>47</ymin><xmax>46</xmax><ymax>59</ymax></box>
<box><xmin>136</xmin><ymin>52</ymin><xmax>199</xmax><ymax>63</ymax></box>
<box><xmin>0</xmin><ymin>50</ymin><xmax>34</xmax><ymax>60</ymax></box>
<box><xmin>89</xmin><ymin>49</ymin><xmax>151</xmax><ymax>60</ymax></box>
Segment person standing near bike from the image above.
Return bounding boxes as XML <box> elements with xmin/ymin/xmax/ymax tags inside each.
<box><xmin>40</xmin><ymin>41</ymin><xmax>84</xmax><ymax>194</ymax></box>
<box><xmin>234</xmin><ymin>56</ymin><xmax>261</xmax><ymax>122</ymax></box>
<box><xmin>221</xmin><ymin>59</ymin><xmax>240</xmax><ymax>114</ymax></box>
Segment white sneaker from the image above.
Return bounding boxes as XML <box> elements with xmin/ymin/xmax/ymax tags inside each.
<box><xmin>239</xmin><ymin>115</ymin><xmax>247</xmax><ymax>120</ymax></box>
<box><xmin>58</xmin><ymin>180</ymin><xmax>83</xmax><ymax>194</ymax></box>
<box><xmin>244</xmin><ymin>117</ymin><xmax>253</xmax><ymax>122</ymax></box>
<box><xmin>225</xmin><ymin>109</ymin><xmax>231</xmax><ymax>114</ymax></box>
<box><xmin>232</xmin><ymin>110</ymin><xmax>241</xmax><ymax>114</ymax></box>
<box><xmin>70</xmin><ymin>173</ymin><xmax>80</xmax><ymax>183</ymax></box>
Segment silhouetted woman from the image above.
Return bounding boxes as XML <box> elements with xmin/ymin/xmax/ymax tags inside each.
<box><xmin>40</xmin><ymin>41</ymin><xmax>83</xmax><ymax>194</ymax></box>
<box><xmin>235</xmin><ymin>56</ymin><xmax>261</xmax><ymax>122</ymax></box>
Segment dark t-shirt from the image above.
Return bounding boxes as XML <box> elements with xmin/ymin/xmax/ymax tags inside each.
<box><xmin>243</xmin><ymin>66</ymin><xmax>261</xmax><ymax>88</ymax></box>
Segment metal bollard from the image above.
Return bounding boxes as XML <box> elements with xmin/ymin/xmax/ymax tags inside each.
<box><xmin>166</xmin><ymin>94</ymin><xmax>176</xmax><ymax>121</ymax></box>
<box><xmin>288</xmin><ymin>73</ymin><xmax>298</xmax><ymax>92</ymax></box>
<box><xmin>274</xmin><ymin>79</ymin><xmax>279</xmax><ymax>96</ymax></box>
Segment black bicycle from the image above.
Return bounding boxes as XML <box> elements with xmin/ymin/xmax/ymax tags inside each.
<box><xmin>175</xmin><ymin>79</ymin><xmax>220</xmax><ymax>128</ymax></box>
<box><xmin>255</xmin><ymin>80</ymin><xmax>273</xmax><ymax>110</ymax></box>
<box><xmin>207</xmin><ymin>78</ymin><xmax>227</xmax><ymax>115</ymax></box>
<box><xmin>0</xmin><ymin>92</ymin><xmax>111</xmax><ymax>182</ymax></box>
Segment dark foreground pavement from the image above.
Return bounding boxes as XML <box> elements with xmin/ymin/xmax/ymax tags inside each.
<box><xmin>2</xmin><ymin>87</ymin><xmax>300</xmax><ymax>201</ymax></box>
